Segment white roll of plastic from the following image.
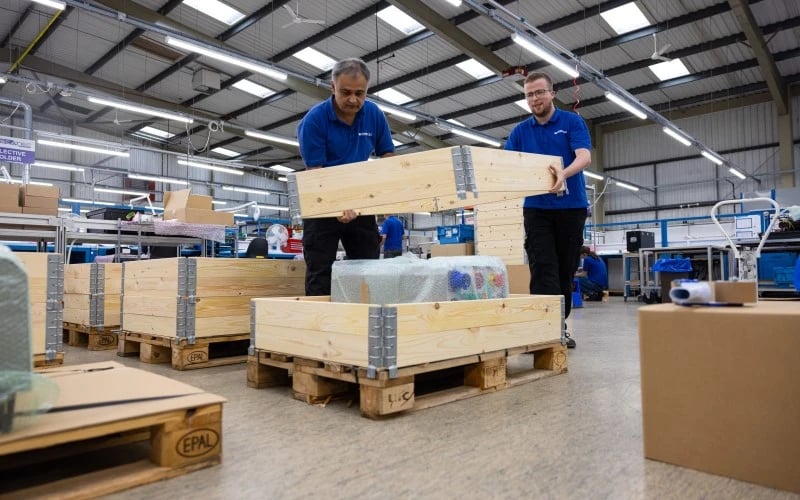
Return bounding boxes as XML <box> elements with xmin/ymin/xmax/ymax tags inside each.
<box><xmin>669</xmin><ymin>280</ymin><xmax>712</xmax><ymax>305</ymax></box>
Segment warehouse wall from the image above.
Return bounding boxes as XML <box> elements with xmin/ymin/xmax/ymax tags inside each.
<box><xmin>600</xmin><ymin>94</ymin><xmax>799</xmax><ymax>225</ymax></box>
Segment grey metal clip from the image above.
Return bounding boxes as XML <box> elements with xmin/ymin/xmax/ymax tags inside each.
<box><xmin>44</xmin><ymin>255</ymin><xmax>63</xmax><ymax>360</ymax></box>
<box><xmin>248</xmin><ymin>300</ymin><xmax>256</xmax><ymax>356</ymax></box>
<box><xmin>286</xmin><ymin>173</ymin><xmax>303</xmax><ymax>225</ymax></box>
<box><xmin>560</xmin><ymin>296</ymin><xmax>566</xmax><ymax>346</ymax></box>
<box><xmin>366</xmin><ymin>305</ymin><xmax>399</xmax><ymax>379</ymax></box>
<box><xmin>451</xmin><ymin>145</ymin><xmax>478</xmax><ymax>200</ymax></box>
<box><xmin>382</xmin><ymin>306</ymin><xmax>398</xmax><ymax>379</ymax></box>
<box><xmin>176</xmin><ymin>259</ymin><xmax>198</xmax><ymax>344</ymax></box>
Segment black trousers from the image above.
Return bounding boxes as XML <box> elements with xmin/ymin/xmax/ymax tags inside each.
<box><xmin>302</xmin><ymin>215</ymin><xmax>380</xmax><ymax>296</ymax></box>
<box><xmin>383</xmin><ymin>249</ymin><xmax>402</xmax><ymax>258</ymax></box>
<box><xmin>523</xmin><ymin>207</ymin><xmax>586</xmax><ymax>319</ymax></box>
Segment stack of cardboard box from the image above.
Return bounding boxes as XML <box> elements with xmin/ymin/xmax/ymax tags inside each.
<box><xmin>163</xmin><ymin>189</ymin><xmax>233</xmax><ymax>226</ymax></box>
<box><xmin>19</xmin><ymin>185</ymin><xmax>59</xmax><ymax>216</ymax></box>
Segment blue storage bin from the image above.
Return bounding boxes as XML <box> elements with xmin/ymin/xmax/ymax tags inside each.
<box><xmin>773</xmin><ymin>267</ymin><xmax>795</xmax><ymax>288</ymax></box>
<box><xmin>437</xmin><ymin>224</ymin><xmax>475</xmax><ymax>244</ymax></box>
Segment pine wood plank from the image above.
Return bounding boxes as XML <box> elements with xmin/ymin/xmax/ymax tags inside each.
<box><xmin>253</xmin><ymin>297</ymin><xmax>370</xmax><ymax>334</ymax></box>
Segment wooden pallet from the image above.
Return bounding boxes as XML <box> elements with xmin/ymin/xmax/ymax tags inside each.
<box><xmin>33</xmin><ymin>352</ymin><xmax>64</xmax><ymax>368</ymax></box>
<box><xmin>0</xmin><ymin>374</ymin><xmax>224</xmax><ymax>498</ymax></box>
<box><xmin>248</xmin><ymin>341</ymin><xmax>567</xmax><ymax>418</ymax></box>
<box><xmin>63</xmin><ymin>322</ymin><xmax>119</xmax><ymax>351</ymax></box>
<box><xmin>118</xmin><ymin>331</ymin><xmax>250</xmax><ymax>370</ymax></box>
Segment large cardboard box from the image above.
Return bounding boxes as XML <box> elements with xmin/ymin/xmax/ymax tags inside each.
<box><xmin>123</xmin><ymin>257</ymin><xmax>305</xmax><ymax>338</ymax></box>
<box><xmin>507</xmin><ymin>264</ymin><xmax>531</xmax><ymax>294</ymax></box>
<box><xmin>0</xmin><ymin>184</ymin><xmax>20</xmax><ymax>211</ymax></box>
<box><xmin>22</xmin><ymin>207</ymin><xmax>58</xmax><ymax>216</ymax></box>
<box><xmin>639</xmin><ymin>302</ymin><xmax>800</xmax><ymax>493</ymax></box>
<box><xmin>163</xmin><ymin>189</ymin><xmax>233</xmax><ymax>225</ymax></box>
<box><xmin>430</xmin><ymin>242</ymin><xmax>474</xmax><ymax>257</ymax></box>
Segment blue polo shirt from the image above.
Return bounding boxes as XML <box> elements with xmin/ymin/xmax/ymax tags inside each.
<box><xmin>583</xmin><ymin>255</ymin><xmax>608</xmax><ymax>289</ymax></box>
<box><xmin>504</xmin><ymin>107</ymin><xmax>592</xmax><ymax>209</ymax></box>
<box><xmin>297</xmin><ymin>97</ymin><xmax>394</xmax><ymax>167</ymax></box>
<box><xmin>380</xmin><ymin>216</ymin><xmax>404</xmax><ymax>251</ymax></box>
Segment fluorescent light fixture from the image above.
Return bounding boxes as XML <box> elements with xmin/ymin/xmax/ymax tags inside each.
<box><xmin>165</xmin><ymin>36</ymin><xmax>288</xmax><ymax>81</ymax></box>
<box><xmin>234</xmin><ymin>213</ymin><xmax>249</xmax><ymax>218</ymax></box>
<box><xmin>456</xmin><ymin>59</ymin><xmax>495</xmax><ymax>79</ymax></box>
<box><xmin>604</xmin><ymin>92</ymin><xmax>647</xmax><ymax>120</ymax></box>
<box><xmin>59</xmin><ymin>207</ymin><xmax>90</xmax><ymax>213</ymax></box>
<box><xmin>33</xmin><ymin>160</ymin><xmax>84</xmax><ymax>172</ymax></box>
<box><xmin>0</xmin><ymin>76</ymin><xmax>6</xmax><ymax>84</ymax></box>
<box><xmin>444</xmin><ymin>0</ymin><xmax>462</xmax><ymax>6</ymax></box>
<box><xmin>94</xmin><ymin>187</ymin><xmax>150</xmax><ymax>196</ymax></box>
<box><xmin>662</xmin><ymin>126</ymin><xmax>691</xmax><ymax>147</ymax></box>
<box><xmin>138</xmin><ymin>126</ymin><xmax>175</xmax><ymax>139</ymax></box>
<box><xmin>277</xmin><ymin>176</ymin><xmax>288</xmax><ymax>182</ymax></box>
<box><xmin>244</xmin><ymin>130</ymin><xmax>300</xmax><ymax>147</ymax></box>
<box><xmin>600</xmin><ymin>2</ymin><xmax>650</xmax><ymax>35</ymax></box>
<box><xmin>258</xmin><ymin>204</ymin><xmax>289</xmax><ymax>212</ymax></box>
<box><xmin>127</xmin><ymin>173</ymin><xmax>189</xmax><ymax>186</ymax></box>
<box><xmin>446</xmin><ymin>118</ymin><xmax>466</xmax><ymax>127</ymax></box>
<box><xmin>62</xmin><ymin>198</ymin><xmax>115</xmax><ymax>206</ymax></box>
<box><xmin>211</xmin><ymin>200</ymin><xmax>227</xmax><ymax>205</ymax></box>
<box><xmin>268</xmin><ymin>165</ymin><xmax>294</xmax><ymax>173</ymax></box>
<box><xmin>374</xmin><ymin>102</ymin><xmax>417</xmax><ymax>121</ymax></box>
<box><xmin>374</xmin><ymin>88</ymin><xmax>412</xmax><ymax>105</ymax></box>
<box><xmin>444</xmin><ymin>124</ymin><xmax>502</xmax><ymax>148</ymax></box>
<box><xmin>32</xmin><ymin>0</ymin><xmax>66</xmax><ymax>10</ymax></box>
<box><xmin>222</xmin><ymin>186</ymin><xmax>270</xmax><ymax>196</ymax></box>
<box><xmin>583</xmin><ymin>171</ymin><xmax>604</xmax><ymax>180</ymax></box>
<box><xmin>232</xmin><ymin>79</ymin><xmax>275</xmax><ymax>99</ymax></box>
<box><xmin>7</xmin><ymin>179</ymin><xmax>53</xmax><ymax>186</ymax></box>
<box><xmin>182</xmin><ymin>0</ymin><xmax>244</xmax><ymax>25</ymax></box>
<box><xmin>701</xmin><ymin>150</ymin><xmax>724</xmax><ymax>165</ymax></box>
<box><xmin>615</xmin><ymin>180</ymin><xmax>639</xmax><ymax>192</ymax></box>
<box><xmin>511</xmin><ymin>32</ymin><xmax>579</xmax><ymax>79</ymax></box>
<box><xmin>87</xmin><ymin>96</ymin><xmax>193</xmax><ymax>124</ymax></box>
<box><xmin>376</xmin><ymin>6</ymin><xmax>425</xmax><ymax>35</ymax></box>
<box><xmin>729</xmin><ymin>167</ymin><xmax>746</xmax><ymax>180</ymax></box>
<box><xmin>515</xmin><ymin>99</ymin><xmax>529</xmax><ymax>111</ymax></box>
<box><xmin>211</xmin><ymin>146</ymin><xmax>240</xmax><ymax>157</ymax></box>
<box><xmin>292</xmin><ymin>47</ymin><xmax>336</xmax><ymax>71</ymax></box>
<box><xmin>177</xmin><ymin>159</ymin><xmax>244</xmax><ymax>176</ymax></box>
<box><xmin>648</xmin><ymin>59</ymin><xmax>690</xmax><ymax>81</ymax></box>
<box><xmin>37</xmin><ymin>139</ymin><xmax>130</xmax><ymax>157</ymax></box>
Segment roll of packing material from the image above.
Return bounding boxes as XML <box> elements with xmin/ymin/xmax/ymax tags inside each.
<box><xmin>669</xmin><ymin>280</ymin><xmax>712</xmax><ymax>305</ymax></box>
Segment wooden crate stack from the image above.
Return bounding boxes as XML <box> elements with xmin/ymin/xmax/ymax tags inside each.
<box><xmin>120</xmin><ymin>257</ymin><xmax>305</xmax><ymax>369</ymax></box>
<box><xmin>474</xmin><ymin>199</ymin><xmax>525</xmax><ymax>265</ymax></box>
<box><xmin>14</xmin><ymin>252</ymin><xmax>64</xmax><ymax>367</ymax></box>
<box><xmin>63</xmin><ymin>262</ymin><xmax>123</xmax><ymax>350</ymax></box>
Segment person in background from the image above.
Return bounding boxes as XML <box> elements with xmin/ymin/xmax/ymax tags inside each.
<box><xmin>297</xmin><ymin>57</ymin><xmax>395</xmax><ymax>296</ymax></box>
<box><xmin>504</xmin><ymin>71</ymin><xmax>592</xmax><ymax>349</ymax></box>
<box><xmin>380</xmin><ymin>214</ymin><xmax>405</xmax><ymax>258</ymax></box>
<box><xmin>576</xmin><ymin>246</ymin><xmax>608</xmax><ymax>301</ymax></box>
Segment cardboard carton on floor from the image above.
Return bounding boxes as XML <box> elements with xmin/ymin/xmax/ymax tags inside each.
<box><xmin>639</xmin><ymin>302</ymin><xmax>800</xmax><ymax>493</ymax></box>
<box><xmin>430</xmin><ymin>242</ymin><xmax>474</xmax><ymax>257</ymax></box>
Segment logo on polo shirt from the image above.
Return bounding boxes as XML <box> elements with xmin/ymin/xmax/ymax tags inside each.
<box><xmin>554</xmin><ymin>129</ymin><xmax>567</xmax><ymax>135</ymax></box>
<box><xmin>358</xmin><ymin>132</ymin><xmax>373</xmax><ymax>137</ymax></box>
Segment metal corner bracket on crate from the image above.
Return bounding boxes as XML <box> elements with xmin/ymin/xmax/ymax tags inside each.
<box><xmin>286</xmin><ymin>172</ymin><xmax>302</xmax><ymax>225</ymax></box>
<box><xmin>367</xmin><ymin>305</ymin><xmax>398</xmax><ymax>379</ymax></box>
<box><xmin>45</xmin><ymin>254</ymin><xmax>64</xmax><ymax>361</ymax></box>
<box><xmin>248</xmin><ymin>301</ymin><xmax>256</xmax><ymax>356</ymax></box>
<box><xmin>451</xmin><ymin>145</ymin><xmax>478</xmax><ymax>200</ymax></box>
<box><xmin>89</xmin><ymin>263</ymin><xmax>105</xmax><ymax>329</ymax></box>
<box><xmin>175</xmin><ymin>258</ymin><xmax>198</xmax><ymax>344</ymax></box>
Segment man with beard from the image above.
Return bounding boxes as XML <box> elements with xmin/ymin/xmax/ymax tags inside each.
<box><xmin>297</xmin><ymin>58</ymin><xmax>395</xmax><ymax>296</ymax></box>
<box><xmin>504</xmin><ymin>72</ymin><xmax>592</xmax><ymax>348</ymax></box>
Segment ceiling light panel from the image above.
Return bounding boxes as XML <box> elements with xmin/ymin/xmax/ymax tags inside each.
<box><xmin>212</xmin><ymin>147</ymin><xmax>240</xmax><ymax>157</ymax></box>
<box><xmin>232</xmin><ymin>79</ymin><xmax>275</xmax><ymax>99</ymax></box>
<box><xmin>292</xmin><ymin>47</ymin><xmax>336</xmax><ymax>71</ymax></box>
<box><xmin>600</xmin><ymin>2</ymin><xmax>650</xmax><ymax>35</ymax></box>
<box><xmin>376</xmin><ymin>6</ymin><xmax>425</xmax><ymax>35</ymax></box>
<box><xmin>455</xmin><ymin>59</ymin><xmax>495</xmax><ymax>80</ymax></box>
<box><xmin>374</xmin><ymin>88</ymin><xmax>412</xmax><ymax>105</ymax></box>
<box><xmin>182</xmin><ymin>0</ymin><xmax>245</xmax><ymax>26</ymax></box>
<box><xmin>138</xmin><ymin>126</ymin><xmax>175</xmax><ymax>139</ymax></box>
<box><xmin>649</xmin><ymin>59</ymin><xmax>691</xmax><ymax>81</ymax></box>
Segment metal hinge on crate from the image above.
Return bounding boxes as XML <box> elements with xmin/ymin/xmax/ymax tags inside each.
<box><xmin>286</xmin><ymin>173</ymin><xmax>302</xmax><ymax>225</ymax></box>
<box><xmin>451</xmin><ymin>145</ymin><xmax>478</xmax><ymax>200</ymax></box>
<box><xmin>176</xmin><ymin>258</ymin><xmax>198</xmax><ymax>344</ymax></box>
<box><xmin>89</xmin><ymin>263</ymin><xmax>105</xmax><ymax>328</ymax></box>
<box><xmin>45</xmin><ymin>255</ymin><xmax>64</xmax><ymax>361</ymax></box>
<box><xmin>367</xmin><ymin>305</ymin><xmax>398</xmax><ymax>379</ymax></box>
<box><xmin>248</xmin><ymin>301</ymin><xmax>256</xmax><ymax>356</ymax></box>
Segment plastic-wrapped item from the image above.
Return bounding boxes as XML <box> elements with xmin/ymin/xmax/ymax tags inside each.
<box><xmin>0</xmin><ymin>372</ymin><xmax>59</xmax><ymax>434</ymax></box>
<box><xmin>331</xmin><ymin>255</ymin><xmax>508</xmax><ymax>304</ymax></box>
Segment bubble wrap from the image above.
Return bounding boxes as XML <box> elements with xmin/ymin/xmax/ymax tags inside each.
<box><xmin>331</xmin><ymin>255</ymin><xmax>508</xmax><ymax>304</ymax></box>
<box><xmin>149</xmin><ymin>219</ymin><xmax>226</xmax><ymax>243</ymax></box>
<box><xmin>0</xmin><ymin>245</ymin><xmax>31</xmax><ymax>372</ymax></box>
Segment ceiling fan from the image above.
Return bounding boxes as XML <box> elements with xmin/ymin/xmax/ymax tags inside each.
<box><xmin>650</xmin><ymin>33</ymin><xmax>672</xmax><ymax>62</ymax></box>
<box><xmin>281</xmin><ymin>2</ymin><xmax>325</xmax><ymax>29</ymax></box>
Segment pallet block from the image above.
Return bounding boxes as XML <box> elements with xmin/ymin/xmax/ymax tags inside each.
<box><xmin>14</xmin><ymin>252</ymin><xmax>64</xmax><ymax>366</ymax></box>
<box><xmin>288</xmin><ymin>146</ymin><xmax>562</xmax><ymax>218</ymax></box>
<box><xmin>122</xmin><ymin>257</ymin><xmax>305</xmax><ymax>340</ymax></box>
<box><xmin>0</xmin><ymin>361</ymin><xmax>225</xmax><ymax>499</ymax></box>
<box><xmin>63</xmin><ymin>322</ymin><xmax>119</xmax><ymax>350</ymax></box>
<box><xmin>63</xmin><ymin>262</ymin><xmax>122</xmax><ymax>330</ymax></box>
<box><xmin>119</xmin><ymin>331</ymin><xmax>250</xmax><ymax>370</ymax></box>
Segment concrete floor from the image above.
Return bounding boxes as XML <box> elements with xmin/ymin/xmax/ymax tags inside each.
<box><xmin>59</xmin><ymin>298</ymin><xmax>796</xmax><ymax>500</ymax></box>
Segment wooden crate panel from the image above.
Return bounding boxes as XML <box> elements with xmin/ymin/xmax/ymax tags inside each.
<box><xmin>293</xmin><ymin>146</ymin><xmax>561</xmax><ymax>217</ymax></box>
<box><xmin>64</xmin><ymin>263</ymin><xmax>122</xmax><ymax>294</ymax></box>
<box><xmin>475</xmin><ymin>224</ymin><xmax>524</xmax><ymax>242</ymax></box>
<box><xmin>63</xmin><ymin>293</ymin><xmax>121</xmax><ymax>326</ymax></box>
<box><xmin>123</xmin><ymin>313</ymin><xmax>250</xmax><ymax>338</ymax></box>
<box><xmin>14</xmin><ymin>253</ymin><xmax>63</xmax><ymax>361</ymax></box>
<box><xmin>253</xmin><ymin>295</ymin><xmax>561</xmax><ymax>368</ymax></box>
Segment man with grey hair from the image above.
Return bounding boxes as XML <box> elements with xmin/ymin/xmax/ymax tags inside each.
<box><xmin>297</xmin><ymin>57</ymin><xmax>395</xmax><ymax>295</ymax></box>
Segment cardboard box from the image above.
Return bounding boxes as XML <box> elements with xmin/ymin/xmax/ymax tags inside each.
<box><xmin>0</xmin><ymin>206</ymin><xmax>22</xmax><ymax>214</ymax></box>
<box><xmin>507</xmin><ymin>264</ymin><xmax>531</xmax><ymax>294</ymax></box>
<box><xmin>0</xmin><ymin>184</ymin><xmax>20</xmax><ymax>210</ymax></box>
<box><xmin>163</xmin><ymin>189</ymin><xmax>233</xmax><ymax>225</ymax></box>
<box><xmin>22</xmin><ymin>207</ymin><xmax>59</xmax><ymax>216</ymax></box>
<box><xmin>430</xmin><ymin>242</ymin><xmax>474</xmax><ymax>257</ymax></box>
<box><xmin>20</xmin><ymin>184</ymin><xmax>59</xmax><ymax>199</ymax></box>
<box><xmin>21</xmin><ymin>195</ymin><xmax>58</xmax><ymax>209</ymax></box>
<box><xmin>711</xmin><ymin>280</ymin><xmax>758</xmax><ymax>303</ymax></box>
<box><xmin>639</xmin><ymin>302</ymin><xmax>800</xmax><ymax>493</ymax></box>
